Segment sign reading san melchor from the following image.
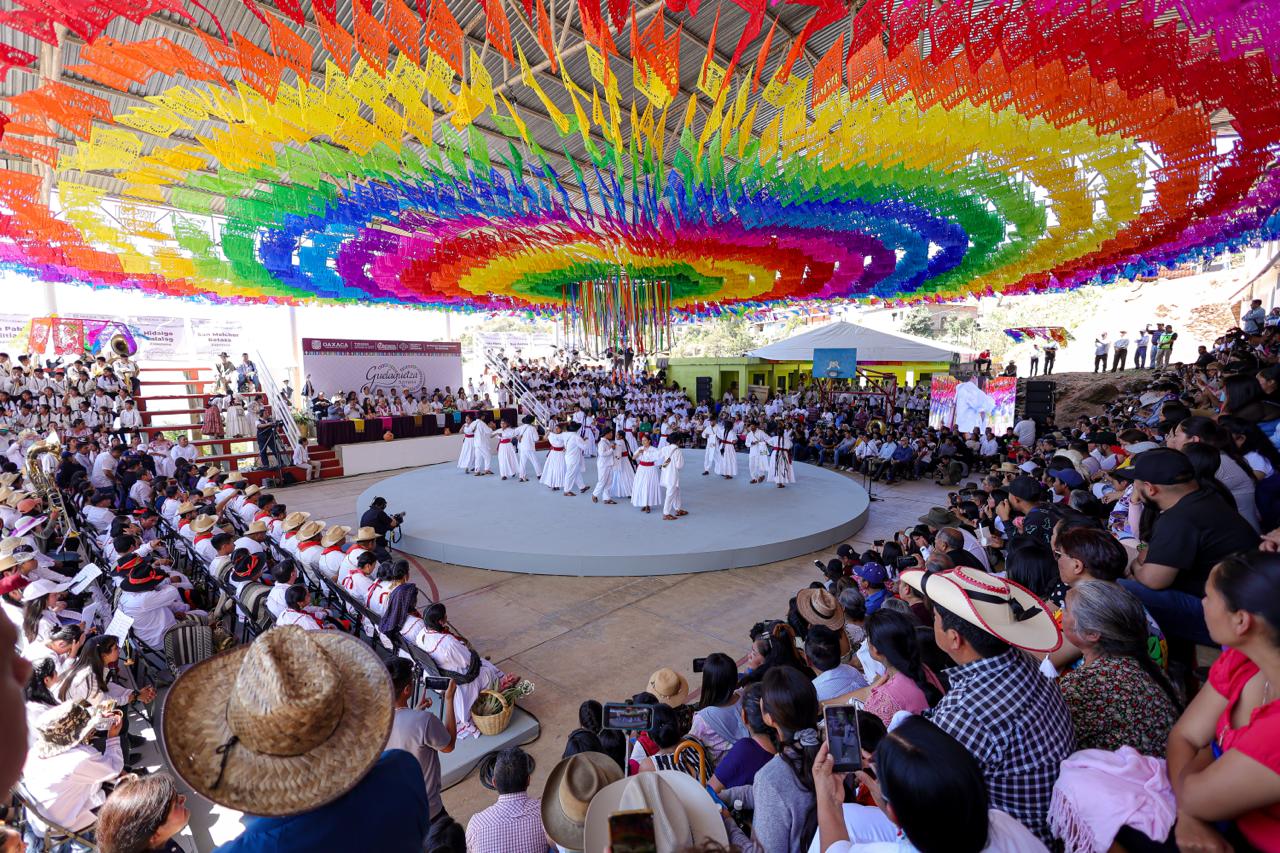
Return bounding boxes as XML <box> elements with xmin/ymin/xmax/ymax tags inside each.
<box><xmin>302</xmin><ymin>339</ymin><xmax>462</xmax><ymax>356</ymax></box>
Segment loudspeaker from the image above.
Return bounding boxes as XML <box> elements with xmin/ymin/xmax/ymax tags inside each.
<box><xmin>1024</xmin><ymin>380</ymin><xmax>1056</xmax><ymax>420</ymax></box>
<box><xmin>696</xmin><ymin>376</ymin><xmax>712</xmax><ymax>401</ymax></box>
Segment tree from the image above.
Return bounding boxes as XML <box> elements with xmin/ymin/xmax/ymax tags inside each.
<box><xmin>900</xmin><ymin>308</ymin><xmax>937</xmax><ymax>338</ymax></box>
<box><xmin>670</xmin><ymin>314</ymin><xmax>762</xmax><ymax>357</ymax></box>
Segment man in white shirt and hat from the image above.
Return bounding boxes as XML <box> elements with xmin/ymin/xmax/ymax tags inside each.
<box><xmin>273</xmin><ymin>509</ymin><xmax>310</xmax><ymax>548</ymax></box>
<box><xmin>190</xmin><ymin>516</ymin><xmax>220</xmax><ymax>564</ymax></box>
<box><xmin>337</xmin><ymin>526</ymin><xmax>378</xmax><ymax>586</ymax></box>
<box><xmin>169</xmin><ymin>435</ymin><xmax>197</xmax><ymax>468</ymax></box>
<box><xmin>234</xmin><ymin>520</ymin><xmax>270</xmax><ymax>556</ymax></box>
<box><xmin>316</xmin><ymin>525</ymin><xmax>351</xmax><ymax>581</ymax></box>
<box><xmin>236</xmin><ymin>485</ymin><xmax>263</xmax><ymax>526</ymax></box>
<box><xmin>293</xmin><ymin>520</ymin><xmax>326</xmax><ymax>580</ymax></box>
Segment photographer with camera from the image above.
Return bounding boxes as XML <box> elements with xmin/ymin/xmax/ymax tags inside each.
<box><xmin>360</xmin><ymin>496</ymin><xmax>403</xmax><ymax>553</ymax></box>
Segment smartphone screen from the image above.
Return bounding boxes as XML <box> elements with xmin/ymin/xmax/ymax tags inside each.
<box><xmin>692</xmin><ymin>657</ymin><xmax>706</xmax><ymax>674</ymax></box>
<box><xmin>602</xmin><ymin>702</ymin><xmax>655</xmax><ymax>732</ymax></box>
<box><xmin>824</xmin><ymin>705</ymin><xmax>863</xmax><ymax>773</ymax></box>
<box><xmin>423</xmin><ymin>676</ymin><xmax>452</xmax><ymax>691</ymax></box>
<box><xmin>608</xmin><ymin>810</ymin><xmax>656</xmax><ymax>853</ymax></box>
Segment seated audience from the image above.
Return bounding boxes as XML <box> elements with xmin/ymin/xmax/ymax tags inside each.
<box><xmin>1058</xmin><ymin>580</ymin><xmax>1181</xmax><ymax>756</ymax></box>
<box><xmin>689</xmin><ymin>652</ymin><xmax>747</xmax><ymax>763</ymax></box>
<box><xmin>96</xmin><ymin>773</ymin><xmax>190</xmax><ymax>853</ymax></box>
<box><xmin>842</xmin><ymin>609</ymin><xmax>944</xmax><ymax>725</ymax></box>
<box><xmin>465</xmin><ymin>747</ymin><xmax>546</xmax><ymax>853</ymax></box>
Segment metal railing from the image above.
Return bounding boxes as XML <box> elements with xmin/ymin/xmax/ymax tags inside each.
<box><xmin>482</xmin><ymin>347</ymin><xmax>553</xmax><ymax>427</ymax></box>
<box><xmin>254</xmin><ymin>351</ymin><xmax>302</xmax><ymax>461</ymax></box>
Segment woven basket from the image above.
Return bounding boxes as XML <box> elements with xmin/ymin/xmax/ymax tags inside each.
<box><xmin>472</xmin><ymin>689</ymin><xmax>514</xmax><ymax>736</ymax></box>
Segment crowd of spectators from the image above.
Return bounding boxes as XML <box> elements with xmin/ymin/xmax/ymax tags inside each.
<box><xmin>4</xmin><ymin>308</ymin><xmax>1280</xmax><ymax>852</ymax></box>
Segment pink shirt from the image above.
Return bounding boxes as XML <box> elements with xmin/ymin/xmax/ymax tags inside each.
<box><xmin>864</xmin><ymin>670</ymin><xmax>940</xmax><ymax>726</ymax></box>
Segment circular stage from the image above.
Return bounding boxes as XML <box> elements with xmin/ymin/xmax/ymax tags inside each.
<box><xmin>359</xmin><ymin>451</ymin><xmax>870</xmax><ymax>576</ymax></box>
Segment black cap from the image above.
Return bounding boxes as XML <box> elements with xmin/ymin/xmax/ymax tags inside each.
<box><xmin>1111</xmin><ymin>448</ymin><xmax>1195</xmax><ymax>485</ymax></box>
<box><xmin>836</xmin><ymin>544</ymin><xmax>854</xmax><ymax>558</ymax></box>
<box><xmin>1006</xmin><ymin>475</ymin><xmax>1044</xmax><ymax>502</ymax></box>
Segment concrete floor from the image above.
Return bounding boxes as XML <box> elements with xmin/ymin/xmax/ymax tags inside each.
<box><xmin>283</xmin><ymin>464</ymin><xmax>953</xmax><ymax>822</ymax></box>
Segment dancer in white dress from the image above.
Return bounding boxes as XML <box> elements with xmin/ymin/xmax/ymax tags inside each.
<box><xmin>660</xmin><ymin>432</ymin><xmax>686</xmax><ymax>520</ymax></box>
<box><xmin>472</xmin><ymin>416</ymin><xmax>495</xmax><ymax>475</ymax></box>
<box><xmin>701</xmin><ymin>418</ymin><xmax>717</xmax><ymax>476</ymax></box>
<box><xmin>768</xmin><ymin>427</ymin><xmax>796</xmax><ymax>488</ymax></box>
<box><xmin>631</xmin><ymin>434</ymin><xmax>664</xmax><ymax>513</ymax></box>
<box><xmin>515</xmin><ymin>416</ymin><xmax>542</xmax><ymax>481</ymax></box>
<box><xmin>457</xmin><ymin>415</ymin><xmax>476</xmax><ymax>473</ymax></box>
<box><xmin>623</xmin><ymin>414</ymin><xmax>639</xmax><ymax>455</ymax></box>
<box><xmin>612</xmin><ymin>437</ymin><xmax>635</xmax><ymax>498</ymax></box>
<box><xmin>225</xmin><ymin>397</ymin><xmax>249</xmax><ymax>438</ymax></box>
<box><xmin>746</xmin><ymin>421</ymin><xmax>770</xmax><ymax>484</ymax></box>
<box><xmin>539</xmin><ymin>422</ymin><xmax>567</xmax><ymax>490</ymax></box>
<box><xmin>496</xmin><ymin>419</ymin><xmax>519</xmax><ymax>480</ymax></box>
<box><xmin>581</xmin><ymin>418</ymin><xmax>597</xmax><ymax>458</ymax></box>
<box><xmin>592</xmin><ymin>427</ymin><xmax>617</xmax><ymax>504</ymax></box>
<box><xmin>714</xmin><ymin>420</ymin><xmax>739</xmax><ymax>479</ymax></box>
<box><xmin>415</xmin><ymin>604</ymin><xmax>514</xmax><ymax>739</ymax></box>
<box><xmin>562</xmin><ymin>424</ymin><xmax>588</xmax><ymax>497</ymax></box>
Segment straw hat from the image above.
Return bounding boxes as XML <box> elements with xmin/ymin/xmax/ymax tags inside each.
<box><xmin>243</xmin><ymin>484</ymin><xmax>261</xmax><ymax>498</ymax></box>
<box><xmin>202</xmin><ymin>464</ymin><xmax>222</xmax><ymax>476</ymax></box>
<box><xmin>645</xmin><ymin>668</ymin><xmax>689</xmax><ymax>707</ymax></box>
<box><xmin>244</xmin><ymin>520</ymin><xmax>268</xmax><ymax>536</ymax></box>
<box><xmin>0</xmin><ymin>487</ymin><xmax>12</xmax><ymax>504</ymax></box>
<box><xmin>902</xmin><ymin>567</ymin><xmax>1062</xmax><ymax>654</ymax></box>
<box><xmin>226</xmin><ymin>471</ymin><xmax>246</xmax><ymax>484</ymax></box>
<box><xmin>997</xmin><ymin>461</ymin><xmax>1021</xmax><ymax>474</ymax></box>
<box><xmin>541</xmin><ymin>752</ymin><xmax>624</xmax><ymax>850</ymax></box>
<box><xmin>354</xmin><ymin>526</ymin><xmax>377</xmax><ymax>543</ymax></box>
<box><xmin>0</xmin><ymin>472</ymin><xmax>19</xmax><ymax>487</ymax></box>
<box><xmin>201</xmin><ymin>486</ymin><xmax>218</xmax><ymax>498</ymax></box>
<box><xmin>161</xmin><ymin>626</ymin><xmax>394</xmax><ymax>816</ymax></box>
<box><xmin>35</xmin><ymin>701</ymin><xmax>110</xmax><ymax>759</ymax></box>
<box><xmin>176</xmin><ymin>501</ymin><xmax>198</xmax><ymax>516</ymax></box>
<box><xmin>281</xmin><ymin>511</ymin><xmax>311</xmax><ymax>532</ymax></box>
<box><xmin>297</xmin><ymin>520</ymin><xmax>325</xmax><ymax>541</ymax></box>
<box><xmin>796</xmin><ymin>588</ymin><xmax>846</xmax><ymax>630</ymax></box>
<box><xmin>5</xmin><ymin>491</ymin><xmax>28</xmax><ymax>508</ymax></box>
<box><xmin>0</xmin><ymin>554</ymin><xmax>19</xmax><ymax>573</ymax></box>
<box><xmin>585</xmin><ymin>771</ymin><xmax>729</xmax><ymax>853</ymax></box>
<box><xmin>190</xmin><ymin>515</ymin><xmax>217</xmax><ymax>535</ymax></box>
<box><xmin>321</xmin><ymin>525</ymin><xmax>350</xmax><ymax>547</ymax></box>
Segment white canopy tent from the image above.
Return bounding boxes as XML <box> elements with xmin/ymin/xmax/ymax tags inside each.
<box><xmin>747</xmin><ymin>321</ymin><xmax>965</xmax><ymax>362</ymax></box>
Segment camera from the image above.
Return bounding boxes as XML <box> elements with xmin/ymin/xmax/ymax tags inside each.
<box><xmin>895</xmin><ymin>555</ymin><xmax>918</xmax><ymax>571</ymax></box>
<box><xmin>392</xmin><ymin>511</ymin><xmax>406</xmax><ymax>523</ymax></box>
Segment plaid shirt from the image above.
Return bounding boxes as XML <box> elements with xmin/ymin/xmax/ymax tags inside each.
<box><xmin>926</xmin><ymin>648</ymin><xmax>1075</xmax><ymax>845</ymax></box>
<box><xmin>465</xmin><ymin>792</ymin><xmax>549</xmax><ymax>853</ymax></box>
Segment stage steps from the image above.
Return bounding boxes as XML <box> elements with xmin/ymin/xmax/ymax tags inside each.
<box><xmin>306</xmin><ymin>443</ymin><xmax>344</xmax><ymax>479</ymax></box>
<box><xmin>130</xmin><ymin>363</ymin><xmax>293</xmax><ymax>472</ymax></box>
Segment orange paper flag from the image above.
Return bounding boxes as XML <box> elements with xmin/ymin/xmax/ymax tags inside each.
<box><xmin>482</xmin><ymin>0</ymin><xmax>514</xmax><ymax>65</ymax></box>
<box><xmin>316</xmin><ymin>11</ymin><xmax>356</xmax><ymax>74</ymax></box>
<box><xmin>425</xmin><ymin>0</ymin><xmax>465</xmax><ymax>77</ymax></box>
<box><xmin>535</xmin><ymin>0</ymin><xmax>558</xmax><ymax>73</ymax></box>
<box><xmin>355</xmin><ymin>0</ymin><xmax>390</xmax><ymax>75</ymax></box>
<box><xmin>267</xmin><ymin>16</ymin><xmax>314</xmax><ymax>80</ymax></box>
<box><xmin>810</xmin><ymin>31</ymin><xmax>843</xmax><ymax>109</ymax></box>
<box><xmin>385</xmin><ymin>0</ymin><xmax>422</xmax><ymax>63</ymax></box>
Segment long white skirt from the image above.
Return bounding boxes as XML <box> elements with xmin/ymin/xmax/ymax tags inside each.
<box><xmin>714</xmin><ymin>446</ymin><xmax>738</xmax><ymax>477</ymax></box>
<box><xmin>703</xmin><ymin>439</ymin><xmax>717</xmax><ymax>472</ymax></box>
<box><xmin>497</xmin><ymin>443</ymin><xmax>519</xmax><ymax>478</ymax></box>
<box><xmin>457</xmin><ymin>436</ymin><xmax>474</xmax><ymax>471</ymax></box>
<box><xmin>769</xmin><ymin>450</ymin><xmax>796</xmax><ymax>484</ymax></box>
<box><xmin>631</xmin><ymin>464</ymin><xmax>663</xmax><ymax>508</ymax></box>
<box><xmin>749</xmin><ymin>446</ymin><xmax>770</xmax><ymax>479</ymax></box>
<box><xmin>612</xmin><ymin>456</ymin><xmax>635</xmax><ymax>498</ymax></box>
<box><xmin>540</xmin><ymin>450</ymin><xmax>566</xmax><ymax>488</ymax></box>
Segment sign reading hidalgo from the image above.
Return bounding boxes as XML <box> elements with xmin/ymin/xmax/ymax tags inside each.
<box><xmin>302</xmin><ymin>337</ymin><xmax>463</xmax><ymax>397</ymax></box>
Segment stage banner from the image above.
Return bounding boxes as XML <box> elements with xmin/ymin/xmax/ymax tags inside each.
<box><xmin>0</xmin><ymin>314</ymin><xmax>33</xmax><ymax>353</ymax></box>
<box><xmin>928</xmin><ymin>375</ymin><xmax>1017</xmax><ymax>434</ymax></box>
<box><xmin>813</xmin><ymin>347</ymin><xmax>858</xmax><ymax>379</ymax></box>
<box><xmin>302</xmin><ymin>338</ymin><xmax>463</xmax><ymax>396</ymax></box>
<box><xmin>188</xmin><ymin>318</ymin><xmax>246</xmax><ymax>356</ymax></box>
<box><xmin>474</xmin><ymin>331</ymin><xmax>556</xmax><ymax>350</ymax></box>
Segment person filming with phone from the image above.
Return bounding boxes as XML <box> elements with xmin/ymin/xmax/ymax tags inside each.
<box><xmin>384</xmin><ymin>658</ymin><xmax>457</xmax><ymax>827</ymax></box>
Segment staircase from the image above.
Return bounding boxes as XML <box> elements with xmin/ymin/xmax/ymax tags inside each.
<box><xmin>134</xmin><ymin>362</ymin><xmax>287</xmax><ymax>471</ymax></box>
<box><xmin>307</xmin><ymin>444</ymin><xmax>344</xmax><ymax>479</ymax></box>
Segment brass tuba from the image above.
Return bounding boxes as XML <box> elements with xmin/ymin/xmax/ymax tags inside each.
<box><xmin>109</xmin><ymin>332</ymin><xmax>135</xmax><ymax>359</ymax></box>
<box><xmin>25</xmin><ymin>430</ymin><xmax>79</xmax><ymax>543</ymax></box>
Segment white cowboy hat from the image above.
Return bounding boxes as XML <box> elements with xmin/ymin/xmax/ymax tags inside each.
<box><xmin>902</xmin><ymin>567</ymin><xmax>1062</xmax><ymax>653</ymax></box>
<box><xmin>281</xmin><ymin>511</ymin><xmax>311</xmax><ymax>532</ymax></box>
<box><xmin>585</xmin><ymin>771</ymin><xmax>729</xmax><ymax>853</ymax></box>
<box><xmin>297</xmin><ymin>520</ymin><xmax>325</xmax><ymax>541</ymax></box>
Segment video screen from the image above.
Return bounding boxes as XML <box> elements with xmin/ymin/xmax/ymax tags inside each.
<box><xmin>928</xmin><ymin>375</ymin><xmax>1017</xmax><ymax>435</ymax></box>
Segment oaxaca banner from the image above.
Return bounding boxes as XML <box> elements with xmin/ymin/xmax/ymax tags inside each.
<box><xmin>302</xmin><ymin>338</ymin><xmax>463</xmax><ymax>397</ymax></box>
